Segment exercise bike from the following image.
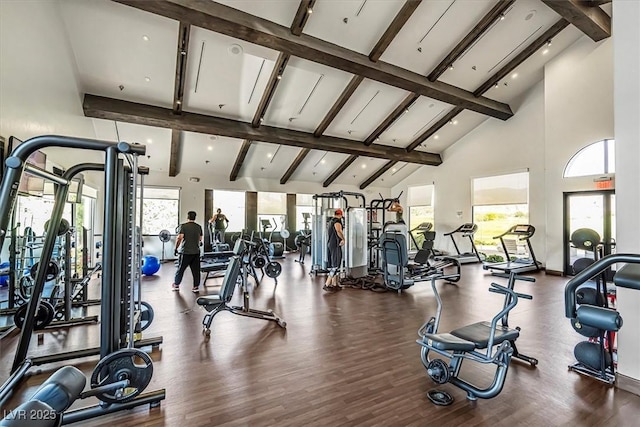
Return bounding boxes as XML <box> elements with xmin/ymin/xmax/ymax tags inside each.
<box><xmin>416</xmin><ymin>271</ymin><xmax>535</xmax><ymax>404</ymax></box>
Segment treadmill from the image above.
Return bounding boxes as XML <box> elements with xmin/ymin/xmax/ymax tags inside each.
<box><xmin>442</xmin><ymin>223</ymin><xmax>482</xmax><ymax>264</ymax></box>
<box><xmin>483</xmin><ymin>224</ymin><xmax>542</xmax><ymax>274</ymax></box>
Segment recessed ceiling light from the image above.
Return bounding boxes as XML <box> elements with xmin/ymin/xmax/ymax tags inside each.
<box><xmin>542</xmin><ymin>48</ymin><xmax>549</xmax><ymax>55</ymax></box>
<box><xmin>228</xmin><ymin>44</ymin><xmax>243</xmax><ymax>55</ymax></box>
<box><xmin>434</xmin><ymin>135</ymin><xmax>439</xmax><ymax>139</ymax></box>
<box><xmin>142</xmin><ymin>35</ymin><xmax>150</xmax><ymax>41</ymax></box>
<box><xmin>146</xmin><ymin>138</ymin><xmax>152</xmax><ymax>144</ymax></box>
<box><xmin>144</xmin><ymin>76</ymin><xmax>151</xmax><ymax>82</ymax></box>
<box><xmin>207</xmin><ymin>146</ymin><xmax>213</xmax><ymax>151</ymax></box>
<box><xmin>391</xmin><ymin>168</ymin><xmax>397</xmax><ymax>173</ymax></box>
<box><xmin>511</xmin><ymin>73</ymin><xmax>518</xmax><ymax>79</ymax></box>
<box><xmin>267</xmin><ymin>153</ymin><xmax>273</xmax><ymax>158</ymax></box>
<box><xmin>321</xmin><ymin>159</ymin><xmax>326</xmax><ymax>164</ymax></box>
<box><xmin>452</xmin><ymin>120</ymin><xmax>458</xmax><ymax>125</ymax></box>
<box><xmin>361</xmin><ymin>164</ymin><xmax>366</xmax><ymax>169</ymax></box>
<box><xmin>499</xmin><ymin>13</ymin><xmax>505</xmax><ymax>21</ymax></box>
<box><xmin>307</xmin><ymin>7</ymin><xmax>313</xmax><ymax>14</ymax></box>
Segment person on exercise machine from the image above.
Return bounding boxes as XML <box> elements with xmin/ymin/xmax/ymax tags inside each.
<box><xmin>173</xmin><ymin>211</ymin><xmax>203</xmax><ymax>293</ymax></box>
<box><xmin>209</xmin><ymin>208</ymin><xmax>229</xmax><ymax>243</ymax></box>
<box><xmin>324</xmin><ymin>209</ymin><xmax>345</xmax><ymax>292</ymax></box>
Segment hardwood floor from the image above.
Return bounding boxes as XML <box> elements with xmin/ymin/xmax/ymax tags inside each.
<box><xmin>1</xmin><ymin>254</ymin><xmax>639</xmax><ymax>426</ymax></box>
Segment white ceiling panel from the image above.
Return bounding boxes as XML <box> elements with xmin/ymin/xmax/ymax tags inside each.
<box><xmin>59</xmin><ymin>0</ymin><xmax>177</xmax><ymax>108</ymax></box>
<box><xmin>333</xmin><ymin>156</ymin><xmax>388</xmax><ymax>187</ymax></box>
<box><xmin>264</xmin><ymin>57</ymin><xmax>353</xmax><ymax>132</ymax></box>
<box><xmin>439</xmin><ymin>0</ymin><xmax>560</xmax><ymax>91</ymax></box>
<box><xmin>215</xmin><ymin>0</ymin><xmax>299</xmax><ymax>27</ymax></box>
<box><xmin>91</xmin><ymin>119</ymin><xmax>172</xmax><ymax>173</ymax></box>
<box><xmin>378</xmin><ymin>96</ymin><xmax>453</xmax><ymax>148</ymax></box>
<box><xmin>380</xmin><ymin>0</ymin><xmax>495</xmax><ymax>75</ymax></box>
<box><xmin>324</xmin><ymin>79</ymin><xmax>409</xmax><ymax>141</ymax></box>
<box><xmin>414</xmin><ymin>109</ymin><xmax>488</xmax><ymax>153</ymax></box>
<box><xmin>483</xmin><ymin>26</ymin><xmax>583</xmax><ymax>104</ymax></box>
<box><xmin>183</xmin><ymin>27</ymin><xmax>280</xmax><ymax>120</ymax></box>
<box><xmin>180</xmin><ymin>132</ymin><xmax>244</xmax><ymax>178</ymax></box>
<box><xmin>376</xmin><ymin>162</ymin><xmax>423</xmax><ymax>187</ymax></box>
<box><xmin>240</xmin><ymin>142</ymin><xmax>302</xmax><ymax>180</ymax></box>
<box><xmin>289</xmin><ymin>150</ymin><xmax>352</xmax><ymax>184</ymax></box>
<box><xmin>304</xmin><ymin>0</ymin><xmax>406</xmax><ymax>55</ymax></box>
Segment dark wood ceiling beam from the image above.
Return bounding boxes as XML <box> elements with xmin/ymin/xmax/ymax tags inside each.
<box><xmin>474</xmin><ymin>19</ymin><xmax>569</xmax><ymax>96</ymax></box>
<box><xmin>313</xmin><ymin>76</ymin><xmax>364</xmax><ymax>137</ymax></box>
<box><xmin>112</xmin><ymin>0</ymin><xmax>513</xmax><ymax>120</ymax></box>
<box><xmin>428</xmin><ymin>0</ymin><xmax>515</xmax><ymax>82</ymax></box>
<box><xmin>541</xmin><ymin>0</ymin><xmax>610</xmax><ymax>42</ymax></box>
<box><xmin>230</xmin><ymin>139</ymin><xmax>252</xmax><ymax>181</ymax></box>
<box><xmin>252</xmin><ymin>52</ymin><xmax>289</xmax><ymax>127</ymax></box>
<box><xmin>405</xmin><ymin>107</ymin><xmax>463</xmax><ymax>152</ymax></box>
<box><xmin>323</xmin><ymin>155</ymin><xmax>357</xmax><ymax>188</ymax></box>
<box><xmin>169</xmin><ymin>129</ymin><xmax>181</xmax><ymax>177</ymax></box>
<box><xmin>280</xmin><ymin>148</ymin><xmax>311</xmax><ymax>184</ymax></box>
<box><xmin>369</xmin><ymin>0</ymin><xmax>423</xmax><ymax>62</ymax></box>
<box><xmin>291</xmin><ymin>0</ymin><xmax>316</xmax><ymax>36</ymax></box>
<box><xmin>83</xmin><ymin>94</ymin><xmax>442</xmax><ymax>166</ymax></box>
<box><xmin>364</xmin><ymin>94</ymin><xmax>419</xmax><ymax>146</ymax></box>
<box><xmin>359</xmin><ymin>161</ymin><xmax>397</xmax><ymax>190</ymax></box>
<box><xmin>172</xmin><ymin>21</ymin><xmax>190</xmax><ymax>113</ymax></box>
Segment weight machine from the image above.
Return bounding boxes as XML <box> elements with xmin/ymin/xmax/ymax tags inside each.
<box><xmin>0</xmin><ymin>136</ymin><xmax>164</xmax><ymax>423</ymax></box>
<box><xmin>311</xmin><ymin>191</ymin><xmax>368</xmax><ymax>278</ymax></box>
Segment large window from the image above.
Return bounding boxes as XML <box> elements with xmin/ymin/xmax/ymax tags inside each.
<box><xmin>258</xmin><ymin>192</ymin><xmax>286</xmax><ymax>236</ymax></box>
<box><xmin>296</xmin><ymin>194</ymin><xmax>314</xmax><ymax>232</ymax></box>
<box><xmin>472</xmin><ymin>172</ymin><xmax>529</xmax><ymax>252</ymax></box>
<box><xmin>139</xmin><ymin>187</ymin><xmax>180</xmax><ymax>235</ymax></box>
<box><xmin>407</xmin><ymin>184</ymin><xmax>434</xmax><ymax>250</ymax></box>
<box><xmin>213</xmin><ymin>190</ymin><xmax>245</xmax><ymax>233</ymax></box>
<box><xmin>564</xmin><ymin>139</ymin><xmax>615</xmax><ymax>177</ymax></box>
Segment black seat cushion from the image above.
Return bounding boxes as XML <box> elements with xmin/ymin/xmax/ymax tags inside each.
<box><xmin>196</xmin><ymin>295</ymin><xmax>223</xmax><ymax>306</ymax></box>
<box><xmin>614</xmin><ymin>264</ymin><xmax>640</xmax><ymax>290</ymax></box>
<box><xmin>450</xmin><ymin>321</ymin><xmax>520</xmax><ymax>349</ymax></box>
<box><xmin>420</xmin><ymin>333</ymin><xmax>476</xmax><ymax>352</ymax></box>
<box><xmin>201</xmin><ymin>262</ymin><xmax>227</xmax><ymax>272</ymax></box>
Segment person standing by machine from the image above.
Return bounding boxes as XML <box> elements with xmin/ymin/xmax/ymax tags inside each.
<box><xmin>209</xmin><ymin>208</ymin><xmax>229</xmax><ymax>244</ymax></box>
<box><xmin>173</xmin><ymin>211</ymin><xmax>203</xmax><ymax>293</ymax></box>
<box><xmin>324</xmin><ymin>209</ymin><xmax>345</xmax><ymax>291</ymax></box>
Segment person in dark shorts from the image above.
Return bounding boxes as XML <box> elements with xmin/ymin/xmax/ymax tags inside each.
<box><xmin>209</xmin><ymin>208</ymin><xmax>229</xmax><ymax>243</ymax></box>
<box><xmin>324</xmin><ymin>209</ymin><xmax>345</xmax><ymax>292</ymax></box>
<box><xmin>173</xmin><ymin>211</ymin><xmax>203</xmax><ymax>293</ymax></box>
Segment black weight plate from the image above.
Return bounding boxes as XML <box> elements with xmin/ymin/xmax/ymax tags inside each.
<box><xmin>135</xmin><ymin>301</ymin><xmax>154</xmax><ymax>331</ymax></box>
<box><xmin>252</xmin><ymin>255</ymin><xmax>267</xmax><ymax>269</ymax></box>
<box><xmin>427</xmin><ymin>359</ymin><xmax>450</xmax><ymax>384</ymax></box>
<box><xmin>14</xmin><ymin>301</ymin><xmax>55</xmax><ymax>330</ymax></box>
<box><xmin>44</xmin><ymin>218</ymin><xmax>70</xmax><ymax>236</ymax></box>
<box><xmin>427</xmin><ymin>390</ymin><xmax>453</xmax><ymax>406</ymax></box>
<box><xmin>30</xmin><ymin>261</ymin><xmax>60</xmax><ymax>282</ymax></box>
<box><xmin>91</xmin><ymin>348</ymin><xmax>153</xmax><ymax>404</ymax></box>
<box><xmin>265</xmin><ymin>261</ymin><xmax>282</xmax><ymax>278</ymax></box>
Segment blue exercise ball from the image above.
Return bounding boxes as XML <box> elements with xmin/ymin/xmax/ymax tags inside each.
<box><xmin>0</xmin><ymin>262</ymin><xmax>9</xmax><ymax>287</ymax></box>
<box><xmin>141</xmin><ymin>255</ymin><xmax>161</xmax><ymax>276</ymax></box>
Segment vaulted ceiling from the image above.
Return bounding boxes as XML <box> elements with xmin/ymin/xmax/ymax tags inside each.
<box><xmin>59</xmin><ymin>0</ymin><xmax>611</xmax><ymax>189</ymax></box>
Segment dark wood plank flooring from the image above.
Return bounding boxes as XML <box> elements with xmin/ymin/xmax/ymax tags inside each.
<box><xmin>1</xmin><ymin>254</ymin><xmax>639</xmax><ymax>426</ymax></box>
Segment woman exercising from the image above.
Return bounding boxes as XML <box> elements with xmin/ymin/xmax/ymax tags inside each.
<box><xmin>324</xmin><ymin>209</ymin><xmax>345</xmax><ymax>292</ymax></box>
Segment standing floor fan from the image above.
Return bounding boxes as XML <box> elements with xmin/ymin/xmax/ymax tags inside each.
<box><xmin>158</xmin><ymin>229</ymin><xmax>172</xmax><ymax>263</ymax></box>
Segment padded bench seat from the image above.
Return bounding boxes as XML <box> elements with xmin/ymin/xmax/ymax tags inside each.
<box><xmin>201</xmin><ymin>262</ymin><xmax>227</xmax><ymax>272</ymax></box>
<box><xmin>450</xmin><ymin>321</ymin><xmax>519</xmax><ymax>349</ymax></box>
<box><xmin>420</xmin><ymin>333</ymin><xmax>476</xmax><ymax>352</ymax></box>
<box><xmin>196</xmin><ymin>295</ymin><xmax>223</xmax><ymax>307</ymax></box>
<box><xmin>614</xmin><ymin>264</ymin><xmax>640</xmax><ymax>290</ymax></box>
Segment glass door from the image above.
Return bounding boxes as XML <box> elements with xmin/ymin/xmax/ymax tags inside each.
<box><xmin>563</xmin><ymin>190</ymin><xmax>615</xmax><ymax>277</ymax></box>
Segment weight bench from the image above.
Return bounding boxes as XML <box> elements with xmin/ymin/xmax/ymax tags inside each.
<box><xmin>196</xmin><ymin>256</ymin><xmax>286</xmax><ymax>336</ymax></box>
<box><xmin>200</xmin><ymin>249</ymin><xmax>235</xmax><ymax>285</ymax></box>
<box><xmin>1</xmin><ymin>365</ymin><xmax>85</xmax><ymax>426</ymax></box>
<box><xmin>417</xmin><ymin>275</ymin><xmax>533</xmax><ymax>401</ymax></box>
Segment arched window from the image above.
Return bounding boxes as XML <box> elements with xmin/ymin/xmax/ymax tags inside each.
<box><xmin>564</xmin><ymin>139</ymin><xmax>615</xmax><ymax>178</ymax></box>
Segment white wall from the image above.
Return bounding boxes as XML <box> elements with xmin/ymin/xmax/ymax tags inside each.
<box><xmin>393</xmin><ymin>80</ymin><xmax>547</xmax><ymax>259</ymax></box>
<box><xmin>613</xmin><ymin>0</ymin><xmax>640</xmax><ymax>381</ymax></box>
<box><xmin>0</xmin><ymin>0</ymin><xmax>96</xmax><ymax>154</ymax></box>
<box><xmin>544</xmin><ymin>36</ymin><xmax>614</xmax><ymax>272</ymax></box>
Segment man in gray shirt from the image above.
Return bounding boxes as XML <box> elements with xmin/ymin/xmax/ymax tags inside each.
<box><xmin>173</xmin><ymin>211</ymin><xmax>203</xmax><ymax>293</ymax></box>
